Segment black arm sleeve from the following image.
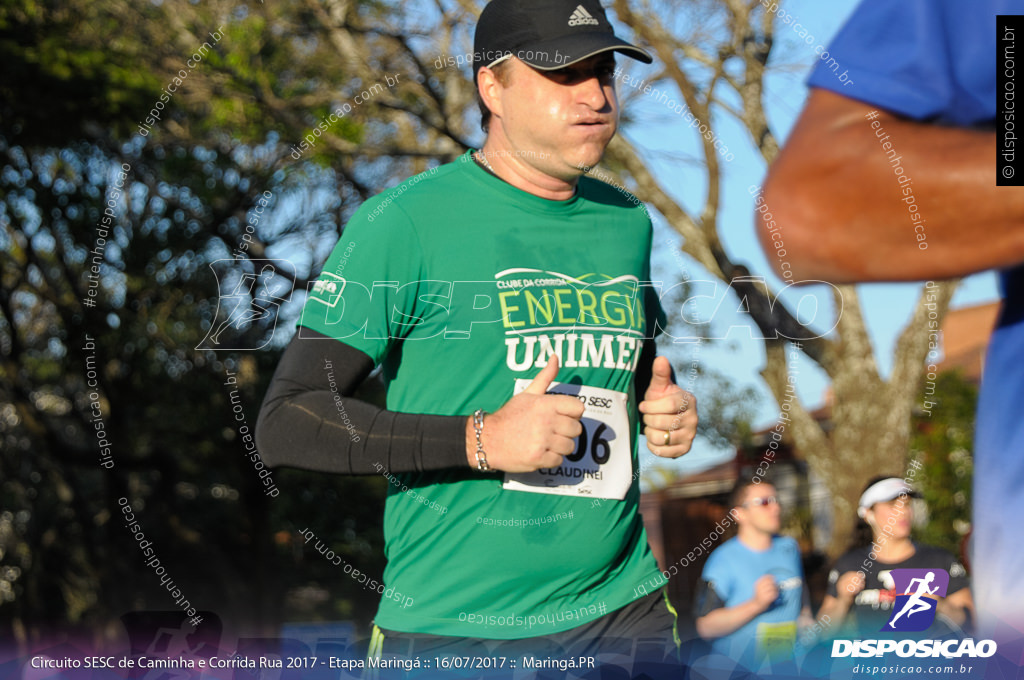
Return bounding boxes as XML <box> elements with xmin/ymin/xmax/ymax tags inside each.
<box><xmin>254</xmin><ymin>327</ymin><xmax>469</xmax><ymax>475</ymax></box>
<box><xmin>694</xmin><ymin>578</ymin><xmax>727</xmax><ymax>619</ymax></box>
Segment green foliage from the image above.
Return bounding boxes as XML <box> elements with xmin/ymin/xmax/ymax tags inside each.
<box><xmin>0</xmin><ymin>129</ymin><xmax>392</xmax><ymax>639</ymax></box>
<box><xmin>0</xmin><ymin>0</ymin><xmax>162</xmax><ymax>144</ymax></box>
<box><xmin>909</xmin><ymin>370</ymin><xmax>976</xmax><ymax>559</ymax></box>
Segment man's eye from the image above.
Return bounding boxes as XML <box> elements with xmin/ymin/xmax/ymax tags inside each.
<box><xmin>549</xmin><ymin>65</ymin><xmax>615</xmax><ymax>84</ymax></box>
<box><xmin>550</xmin><ymin>68</ymin><xmax>580</xmax><ymax>81</ymax></box>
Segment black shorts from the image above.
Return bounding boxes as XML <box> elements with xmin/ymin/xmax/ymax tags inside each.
<box><xmin>367</xmin><ymin>588</ymin><xmax>681</xmax><ymax>679</ymax></box>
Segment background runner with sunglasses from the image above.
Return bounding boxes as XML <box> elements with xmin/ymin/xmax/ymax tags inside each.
<box><xmin>694</xmin><ymin>479</ymin><xmax>812</xmax><ymax>670</ymax></box>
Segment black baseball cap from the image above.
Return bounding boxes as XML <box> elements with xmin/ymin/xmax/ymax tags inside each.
<box><xmin>473</xmin><ymin>0</ymin><xmax>652</xmax><ymax>79</ymax></box>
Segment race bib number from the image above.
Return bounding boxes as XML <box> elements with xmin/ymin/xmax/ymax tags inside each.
<box><xmin>502</xmin><ymin>380</ymin><xmax>632</xmax><ymax>500</ymax></box>
<box><xmin>755</xmin><ymin>621</ymin><xmax>797</xmax><ymax>662</ymax></box>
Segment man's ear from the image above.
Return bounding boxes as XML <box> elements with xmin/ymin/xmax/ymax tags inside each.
<box><xmin>477</xmin><ymin>65</ymin><xmax>505</xmax><ymax>122</ymax></box>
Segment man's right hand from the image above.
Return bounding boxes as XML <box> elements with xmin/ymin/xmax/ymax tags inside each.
<box><xmin>752</xmin><ymin>574</ymin><xmax>780</xmax><ymax>612</ymax></box>
<box><xmin>465</xmin><ymin>356</ymin><xmax>585</xmax><ymax>472</ymax></box>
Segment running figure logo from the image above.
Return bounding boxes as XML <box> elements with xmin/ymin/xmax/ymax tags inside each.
<box><xmin>883</xmin><ymin>568</ymin><xmax>950</xmax><ymax>632</ymax></box>
<box><xmin>197</xmin><ymin>259</ymin><xmax>294</xmax><ymax>350</ymax></box>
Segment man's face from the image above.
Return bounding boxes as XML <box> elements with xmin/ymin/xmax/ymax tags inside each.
<box><xmin>737</xmin><ymin>484</ymin><xmax>781</xmax><ymax>535</ymax></box>
<box><xmin>488</xmin><ymin>53</ymin><xmax>619</xmax><ymax>180</ymax></box>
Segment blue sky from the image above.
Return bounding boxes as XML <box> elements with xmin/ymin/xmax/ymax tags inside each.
<box><xmin>621</xmin><ymin>0</ymin><xmax>1000</xmax><ymax>477</ymax></box>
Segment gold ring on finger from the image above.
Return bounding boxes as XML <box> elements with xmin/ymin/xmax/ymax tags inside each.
<box><xmin>663</xmin><ymin>430</ymin><xmax>671</xmax><ymax>446</ymax></box>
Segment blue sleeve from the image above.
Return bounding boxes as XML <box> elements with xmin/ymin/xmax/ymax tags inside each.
<box><xmin>808</xmin><ymin>0</ymin><xmax>1020</xmax><ymax>126</ymax></box>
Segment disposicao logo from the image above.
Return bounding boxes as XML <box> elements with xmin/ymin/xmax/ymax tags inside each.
<box><xmin>831</xmin><ymin>567</ymin><xmax>997</xmax><ymax>660</ymax></box>
<box><xmin>884</xmin><ymin>568</ymin><xmax>948</xmax><ymax>632</ymax></box>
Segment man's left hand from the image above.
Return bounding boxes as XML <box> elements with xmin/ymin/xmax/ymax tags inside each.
<box><xmin>639</xmin><ymin>356</ymin><xmax>697</xmax><ymax>458</ymax></box>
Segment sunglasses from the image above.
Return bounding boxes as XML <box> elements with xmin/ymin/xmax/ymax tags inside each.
<box><xmin>741</xmin><ymin>496</ymin><xmax>778</xmax><ymax>508</ymax></box>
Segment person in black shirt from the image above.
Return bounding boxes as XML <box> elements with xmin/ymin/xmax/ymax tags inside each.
<box><xmin>817</xmin><ymin>476</ymin><xmax>974</xmax><ymax>638</ymax></box>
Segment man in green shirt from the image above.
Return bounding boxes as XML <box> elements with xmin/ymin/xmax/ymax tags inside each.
<box><xmin>256</xmin><ymin>0</ymin><xmax>698</xmax><ymax>673</ymax></box>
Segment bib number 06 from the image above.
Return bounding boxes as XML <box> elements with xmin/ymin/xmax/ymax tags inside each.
<box><xmin>566</xmin><ymin>422</ymin><xmax>612</xmax><ymax>465</ymax></box>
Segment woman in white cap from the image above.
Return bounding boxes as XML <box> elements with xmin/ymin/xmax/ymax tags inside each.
<box><xmin>816</xmin><ymin>476</ymin><xmax>974</xmax><ymax>638</ymax></box>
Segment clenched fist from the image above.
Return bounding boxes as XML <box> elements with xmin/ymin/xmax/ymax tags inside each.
<box><xmin>752</xmin><ymin>574</ymin><xmax>781</xmax><ymax>612</ymax></box>
<box><xmin>639</xmin><ymin>356</ymin><xmax>698</xmax><ymax>458</ymax></box>
<box><xmin>465</xmin><ymin>356</ymin><xmax>585</xmax><ymax>472</ymax></box>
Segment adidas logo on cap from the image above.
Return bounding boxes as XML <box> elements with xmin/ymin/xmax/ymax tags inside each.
<box><xmin>568</xmin><ymin>4</ymin><xmax>599</xmax><ymax>27</ymax></box>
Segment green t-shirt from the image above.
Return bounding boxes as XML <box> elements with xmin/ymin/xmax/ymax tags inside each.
<box><xmin>299</xmin><ymin>150</ymin><xmax>668</xmax><ymax>638</ymax></box>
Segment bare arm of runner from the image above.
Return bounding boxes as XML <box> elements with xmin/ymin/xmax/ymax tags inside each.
<box><xmin>761</xmin><ymin>89</ymin><xmax>1024</xmax><ymax>283</ymax></box>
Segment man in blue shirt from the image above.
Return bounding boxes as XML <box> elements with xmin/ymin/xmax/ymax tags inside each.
<box><xmin>762</xmin><ymin>1</ymin><xmax>1024</xmax><ymax>643</ymax></box>
<box><xmin>695</xmin><ymin>479</ymin><xmax>811</xmax><ymax>669</ymax></box>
